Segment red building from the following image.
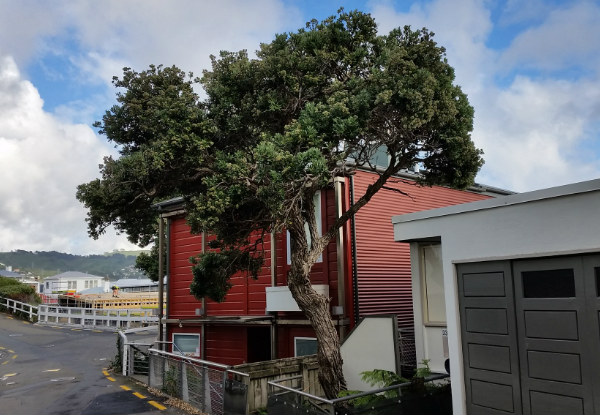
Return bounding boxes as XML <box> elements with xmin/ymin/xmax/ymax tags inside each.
<box><xmin>156</xmin><ymin>170</ymin><xmax>509</xmax><ymax>366</ymax></box>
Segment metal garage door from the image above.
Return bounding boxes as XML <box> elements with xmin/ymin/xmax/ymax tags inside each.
<box><xmin>458</xmin><ymin>255</ymin><xmax>600</xmax><ymax>415</ymax></box>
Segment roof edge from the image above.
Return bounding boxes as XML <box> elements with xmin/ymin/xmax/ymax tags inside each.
<box><xmin>392</xmin><ymin>178</ymin><xmax>600</xmax><ymax>225</ymax></box>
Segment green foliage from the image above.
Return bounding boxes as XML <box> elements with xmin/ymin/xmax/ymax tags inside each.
<box><xmin>77</xmin><ymin>10</ymin><xmax>482</xmax><ymax>300</ymax></box>
<box><xmin>77</xmin><ymin>10</ymin><xmax>483</xmax><ymax>398</ymax></box>
<box><xmin>135</xmin><ymin>243</ymin><xmax>164</xmax><ymax>282</ymax></box>
<box><xmin>414</xmin><ymin>359</ymin><xmax>432</xmax><ymax>378</ymax></box>
<box><xmin>163</xmin><ymin>366</ymin><xmax>179</xmax><ymax>397</ymax></box>
<box><xmin>190</xmin><ymin>248</ymin><xmax>263</xmax><ymax>302</ymax></box>
<box><xmin>0</xmin><ymin>277</ymin><xmax>41</xmax><ymax>304</ymax></box>
<box><xmin>0</xmin><ymin>250</ymin><xmax>144</xmax><ymax>279</ymax></box>
<box><xmin>360</xmin><ymin>368</ymin><xmax>409</xmax><ymax>388</ymax></box>
<box><xmin>111</xmin><ymin>333</ymin><xmax>123</xmax><ymax>373</ymax></box>
<box><xmin>77</xmin><ymin>64</ymin><xmax>210</xmax><ymax>247</ymax></box>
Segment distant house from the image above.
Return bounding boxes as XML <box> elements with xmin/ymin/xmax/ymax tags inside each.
<box><xmin>42</xmin><ymin>271</ymin><xmax>107</xmax><ymax>295</ymax></box>
<box><xmin>0</xmin><ymin>269</ymin><xmax>22</xmax><ymax>278</ymax></box>
<box><xmin>111</xmin><ymin>278</ymin><xmax>158</xmax><ymax>293</ymax></box>
<box><xmin>0</xmin><ymin>270</ymin><xmax>41</xmax><ymax>293</ymax></box>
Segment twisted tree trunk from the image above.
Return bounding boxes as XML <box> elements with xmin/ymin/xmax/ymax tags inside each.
<box><xmin>288</xmin><ymin>255</ymin><xmax>347</xmax><ymax>399</ymax></box>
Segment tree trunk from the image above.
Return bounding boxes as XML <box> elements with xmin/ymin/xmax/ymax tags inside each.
<box><xmin>287</xmin><ymin>263</ymin><xmax>347</xmax><ymax>399</ymax></box>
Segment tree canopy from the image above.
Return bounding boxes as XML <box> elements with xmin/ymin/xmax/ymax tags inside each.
<box><xmin>77</xmin><ymin>10</ymin><xmax>483</xmax><ymax>398</ymax></box>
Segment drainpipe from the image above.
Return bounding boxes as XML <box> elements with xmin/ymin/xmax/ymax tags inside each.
<box><xmin>158</xmin><ymin>216</ymin><xmax>165</xmax><ymax>351</ymax></box>
<box><xmin>270</xmin><ymin>230</ymin><xmax>277</xmax><ymax>359</ymax></box>
<box><xmin>334</xmin><ymin>177</ymin><xmax>347</xmax><ymax>340</ymax></box>
<box><xmin>349</xmin><ymin>175</ymin><xmax>360</xmax><ymax>325</ymax></box>
<box><xmin>201</xmin><ymin>231</ymin><xmax>206</xmax><ymax>360</ymax></box>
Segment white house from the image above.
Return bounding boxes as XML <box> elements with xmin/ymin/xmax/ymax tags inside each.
<box><xmin>43</xmin><ymin>271</ymin><xmax>108</xmax><ymax>295</ymax></box>
<box><xmin>392</xmin><ymin>178</ymin><xmax>600</xmax><ymax>415</ymax></box>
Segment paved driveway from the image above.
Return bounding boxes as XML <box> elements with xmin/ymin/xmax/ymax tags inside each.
<box><xmin>0</xmin><ymin>312</ymin><xmax>189</xmax><ymax>415</ymax></box>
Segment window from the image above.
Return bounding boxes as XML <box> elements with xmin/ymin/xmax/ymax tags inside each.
<box><xmin>287</xmin><ymin>191</ymin><xmax>322</xmax><ymax>264</ymax></box>
<box><xmin>422</xmin><ymin>244</ymin><xmax>445</xmax><ymax>324</ymax></box>
<box><xmin>84</xmin><ymin>281</ymin><xmax>90</xmax><ymax>289</ymax></box>
<box><xmin>173</xmin><ymin>333</ymin><xmax>200</xmax><ymax>356</ymax></box>
<box><xmin>295</xmin><ymin>337</ymin><xmax>318</xmax><ymax>357</ymax></box>
<box><xmin>67</xmin><ymin>281</ymin><xmax>77</xmax><ymax>290</ymax></box>
<box><xmin>522</xmin><ymin>269</ymin><xmax>575</xmax><ymax>298</ymax></box>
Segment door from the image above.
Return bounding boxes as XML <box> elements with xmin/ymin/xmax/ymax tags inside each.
<box><xmin>513</xmin><ymin>257</ymin><xmax>598</xmax><ymax>414</ymax></box>
<box><xmin>458</xmin><ymin>254</ymin><xmax>600</xmax><ymax>415</ymax></box>
<box><xmin>457</xmin><ymin>261</ymin><xmax>522</xmax><ymax>414</ymax></box>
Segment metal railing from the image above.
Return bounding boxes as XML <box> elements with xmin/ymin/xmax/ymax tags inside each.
<box><xmin>37</xmin><ymin>304</ymin><xmax>158</xmax><ymax>329</ymax></box>
<box><xmin>267</xmin><ymin>373</ymin><xmax>451</xmax><ymax>415</ymax></box>
<box><xmin>148</xmin><ymin>348</ymin><xmax>249</xmax><ymax>415</ymax></box>
<box><xmin>0</xmin><ymin>296</ymin><xmax>38</xmax><ymax>321</ymax></box>
<box><xmin>118</xmin><ymin>326</ymin><xmax>158</xmax><ymax>377</ymax></box>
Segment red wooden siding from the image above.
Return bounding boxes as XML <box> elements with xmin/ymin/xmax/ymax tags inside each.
<box><xmin>168</xmin><ymin>216</ymin><xmax>272</xmax><ymax>318</ymax></box>
<box><xmin>352</xmin><ymin>171</ymin><xmax>491</xmax><ymax>331</ymax></box>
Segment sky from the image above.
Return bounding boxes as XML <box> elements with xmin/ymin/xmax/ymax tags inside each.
<box><xmin>1</xmin><ymin>0</ymin><xmax>599</xmax><ymax>255</ymax></box>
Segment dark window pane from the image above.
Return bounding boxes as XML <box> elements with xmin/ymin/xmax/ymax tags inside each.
<box><xmin>596</xmin><ymin>268</ymin><xmax>600</xmax><ymax>297</ymax></box>
<box><xmin>522</xmin><ymin>269</ymin><xmax>575</xmax><ymax>298</ymax></box>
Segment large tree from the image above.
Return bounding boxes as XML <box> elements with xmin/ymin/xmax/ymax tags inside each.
<box><xmin>77</xmin><ymin>10</ymin><xmax>483</xmax><ymax>398</ymax></box>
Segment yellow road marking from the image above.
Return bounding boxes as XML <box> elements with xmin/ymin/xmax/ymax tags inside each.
<box><xmin>71</xmin><ymin>328</ymin><xmax>82</xmax><ymax>331</ymax></box>
<box><xmin>92</xmin><ymin>330</ymin><xmax>102</xmax><ymax>333</ymax></box>
<box><xmin>148</xmin><ymin>401</ymin><xmax>166</xmax><ymax>410</ymax></box>
<box><xmin>7</xmin><ymin>316</ymin><xmax>13</xmax><ymax>319</ymax></box>
<box><xmin>2</xmin><ymin>373</ymin><xmax>17</xmax><ymax>377</ymax></box>
<box><xmin>106</xmin><ymin>376</ymin><xmax>116</xmax><ymax>382</ymax></box>
<box><xmin>43</xmin><ymin>369</ymin><xmax>61</xmax><ymax>372</ymax></box>
<box><xmin>120</xmin><ymin>385</ymin><xmax>131</xmax><ymax>391</ymax></box>
<box><xmin>7</xmin><ymin>350</ymin><xmax>14</xmax><ymax>354</ymax></box>
<box><xmin>11</xmin><ymin>355</ymin><xmax>17</xmax><ymax>359</ymax></box>
<box><xmin>0</xmin><ymin>347</ymin><xmax>5</xmax><ymax>350</ymax></box>
<box><xmin>22</xmin><ymin>321</ymin><xmax>30</xmax><ymax>324</ymax></box>
<box><xmin>102</xmin><ymin>370</ymin><xmax>110</xmax><ymax>376</ymax></box>
<box><xmin>133</xmin><ymin>392</ymin><xmax>146</xmax><ymax>399</ymax></box>
<box><xmin>1</xmin><ymin>361</ymin><xmax>8</xmax><ymax>365</ymax></box>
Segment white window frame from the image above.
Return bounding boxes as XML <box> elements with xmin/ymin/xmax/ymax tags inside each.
<box><xmin>172</xmin><ymin>333</ymin><xmax>200</xmax><ymax>356</ymax></box>
<box><xmin>421</xmin><ymin>244</ymin><xmax>446</xmax><ymax>325</ymax></box>
<box><xmin>287</xmin><ymin>191</ymin><xmax>323</xmax><ymax>264</ymax></box>
<box><xmin>294</xmin><ymin>337</ymin><xmax>318</xmax><ymax>357</ymax></box>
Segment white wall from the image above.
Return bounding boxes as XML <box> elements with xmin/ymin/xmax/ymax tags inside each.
<box><xmin>394</xmin><ymin>179</ymin><xmax>600</xmax><ymax>415</ymax></box>
<box><xmin>341</xmin><ymin>315</ymin><xmax>400</xmax><ymax>391</ymax></box>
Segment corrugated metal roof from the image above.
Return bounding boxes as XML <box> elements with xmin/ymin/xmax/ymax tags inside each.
<box><xmin>45</xmin><ymin>271</ymin><xmax>104</xmax><ymax>280</ymax></box>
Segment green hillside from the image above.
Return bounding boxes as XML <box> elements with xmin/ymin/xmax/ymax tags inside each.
<box><xmin>0</xmin><ymin>250</ymin><xmax>149</xmax><ymax>280</ymax></box>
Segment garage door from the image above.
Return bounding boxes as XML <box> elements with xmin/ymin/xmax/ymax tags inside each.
<box><xmin>458</xmin><ymin>255</ymin><xmax>600</xmax><ymax>415</ymax></box>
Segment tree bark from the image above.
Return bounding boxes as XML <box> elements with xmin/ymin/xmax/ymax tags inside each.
<box><xmin>287</xmin><ymin>258</ymin><xmax>347</xmax><ymax>399</ymax></box>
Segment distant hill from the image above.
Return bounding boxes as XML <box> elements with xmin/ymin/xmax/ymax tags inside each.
<box><xmin>0</xmin><ymin>250</ymin><xmax>149</xmax><ymax>280</ymax></box>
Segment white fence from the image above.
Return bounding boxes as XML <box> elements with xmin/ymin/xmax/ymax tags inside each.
<box><xmin>37</xmin><ymin>304</ymin><xmax>158</xmax><ymax>329</ymax></box>
<box><xmin>0</xmin><ymin>297</ymin><xmax>38</xmax><ymax>321</ymax></box>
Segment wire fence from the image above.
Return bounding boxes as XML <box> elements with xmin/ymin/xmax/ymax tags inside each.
<box><xmin>148</xmin><ymin>348</ymin><xmax>249</xmax><ymax>415</ymax></box>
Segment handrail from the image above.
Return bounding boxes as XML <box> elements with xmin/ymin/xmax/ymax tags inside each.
<box><xmin>268</xmin><ymin>372</ymin><xmax>450</xmax><ymax>405</ymax></box>
<box><xmin>0</xmin><ymin>296</ymin><xmax>39</xmax><ymax>321</ymax></box>
<box><xmin>148</xmin><ymin>347</ymin><xmax>250</xmax><ymax>377</ymax></box>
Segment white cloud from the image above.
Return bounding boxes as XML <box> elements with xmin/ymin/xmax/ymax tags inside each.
<box><xmin>0</xmin><ymin>1</ymin><xmax>303</xmax><ymax>255</ymax></box>
<box><xmin>370</xmin><ymin>0</ymin><xmax>600</xmax><ymax>192</ymax></box>
<box><xmin>499</xmin><ymin>2</ymin><xmax>600</xmax><ymax>74</ymax></box>
<box><xmin>0</xmin><ymin>56</ymin><xmax>139</xmax><ymax>254</ymax></box>
<box><xmin>474</xmin><ymin>76</ymin><xmax>600</xmax><ymax>191</ymax></box>
<box><xmin>27</xmin><ymin>0</ymin><xmax>300</xmax><ymax>86</ymax></box>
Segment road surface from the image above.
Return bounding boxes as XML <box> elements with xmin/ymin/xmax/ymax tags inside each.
<box><xmin>0</xmin><ymin>312</ymin><xmax>189</xmax><ymax>415</ymax></box>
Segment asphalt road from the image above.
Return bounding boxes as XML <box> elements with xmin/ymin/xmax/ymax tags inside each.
<box><xmin>0</xmin><ymin>312</ymin><xmax>189</xmax><ymax>415</ymax></box>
